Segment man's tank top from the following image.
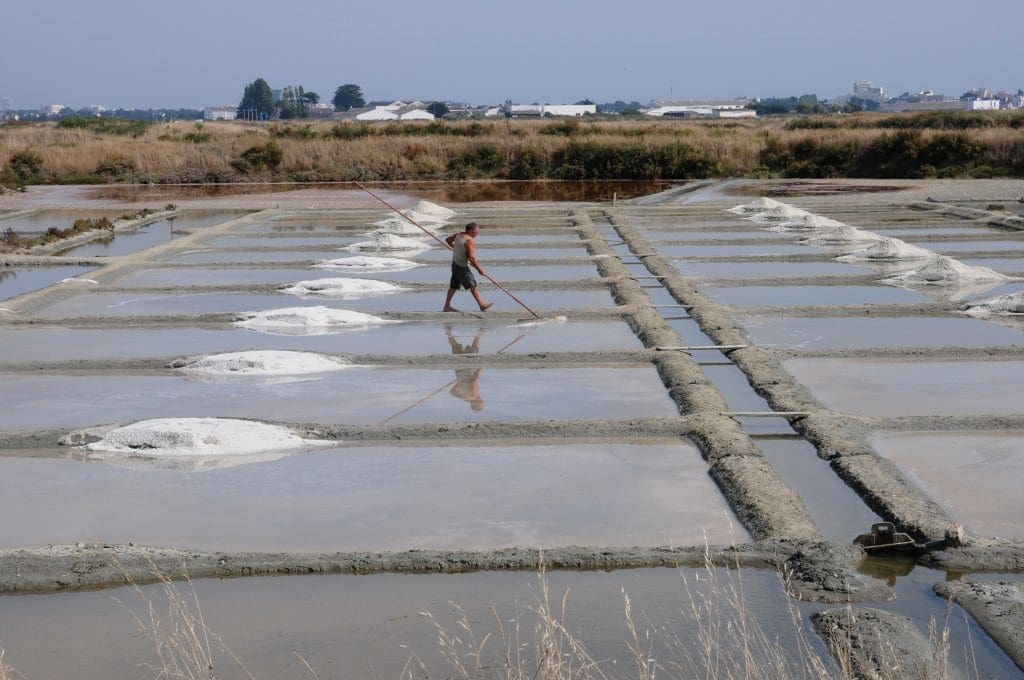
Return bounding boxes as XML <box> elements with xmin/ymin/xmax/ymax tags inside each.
<box><xmin>452</xmin><ymin>233</ymin><xmax>471</xmax><ymax>267</ymax></box>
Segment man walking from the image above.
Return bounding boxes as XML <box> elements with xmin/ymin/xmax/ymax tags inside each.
<box><xmin>443</xmin><ymin>222</ymin><xmax>493</xmax><ymax>312</ymax></box>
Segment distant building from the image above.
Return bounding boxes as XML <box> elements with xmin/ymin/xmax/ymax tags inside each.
<box><xmin>853</xmin><ymin>80</ymin><xmax>887</xmax><ymax>104</ymax></box>
<box><xmin>41</xmin><ymin>104</ymin><xmax>66</xmax><ymax>115</ymax></box>
<box><xmin>399</xmin><ymin>109</ymin><xmax>435</xmax><ymax>121</ymax></box>
<box><xmin>499</xmin><ymin>101</ymin><xmax>596</xmax><ymax>117</ymax></box>
<box><xmin>645</xmin><ymin>98</ymin><xmax>755</xmax><ymax>117</ymax></box>
<box><xmin>204</xmin><ymin>106</ymin><xmax>238</xmax><ymax>120</ymax></box>
<box><xmin>880</xmin><ymin>94</ymin><xmax>1000</xmax><ymax>112</ymax></box>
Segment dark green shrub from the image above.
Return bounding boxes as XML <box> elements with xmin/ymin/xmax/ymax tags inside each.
<box><xmin>446</xmin><ymin>144</ymin><xmax>505</xmax><ymax>178</ymax></box>
<box><xmin>509</xmin><ymin>149</ymin><xmax>551</xmax><ymax>179</ymax></box>
<box><xmin>8</xmin><ymin>149</ymin><xmax>44</xmax><ymax>181</ymax></box>
<box><xmin>233</xmin><ymin>141</ymin><xmax>284</xmax><ymax>172</ymax></box>
<box><xmin>552</xmin><ymin>141</ymin><xmax>718</xmax><ymax>179</ymax></box>
<box><xmin>95</xmin><ymin>156</ymin><xmax>136</xmax><ymax>180</ymax></box>
<box><xmin>330</xmin><ymin>122</ymin><xmax>373</xmax><ymax>140</ymax></box>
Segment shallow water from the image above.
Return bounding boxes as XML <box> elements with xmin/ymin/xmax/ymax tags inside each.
<box><xmin>0</xmin><ymin>209</ymin><xmax>115</xmax><ymax>233</ymax></box>
<box><xmin>32</xmin><ymin>288</ymin><xmax>613</xmax><ymax>318</ymax></box>
<box><xmin>56</xmin><ymin>229</ymin><xmax>172</xmax><ymax>257</ymax></box>
<box><xmin>654</xmin><ymin>243</ymin><xmax>822</xmax><ymax>258</ymax></box>
<box><xmin>870</xmin><ymin>431</ymin><xmax>1024</xmax><ymax>538</ymax></box>
<box><xmin>0</xmin><ymin>563</ymin><xmax>1015</xmax><ymax>680</ymax></box>
<box><xmin>702</xmin><ymin>285</ymin><xmax>927</xmax><ymax>307</ymax></box>
<box><xmin>756</xmin><ymin>439</ymin><xmax>881</xmax><ymax>541</ymax></box>
<box><xmin>168</xmin><ymin>248</ymin><xmax>364</xmax><ymax>264</ymax></box>
<box><xmin>910</xmin><ymin>240</ymin><xmax>1024</xmax><ymax>254</ymax></box>
<box><xmin>0</xmin><ymin>266</ymin><xmax>96</xmax><ymax>302</ymax></box>
<box><xmin>783</xmin><ymin>359</ymin><xmax>1024</xmax><ymax>416</ymax></box>
<box><xmin>644</xmin><ymin>229</ymin><xmax>782</xmax><ymax>242</ymax></box>
<box><xmin>0</xmin><ymin>567</ymin><xmax>805</xmax><ymax>680</ymax></box>
<box><xmin>874</xmin><ymin>227</ymin><xmax>1002</xmax><ymax>238</ymax></box>
<box><xmin>739</xmin><ymin>315</ymin><xmax>1024</xmax><ymax>350</ymax></box>
<box><xmin>0</xmin><ymin>439</ymin><xmax>743</xmax><ymax>550</ymax></box>
<box><xmin>0</xmin><ymin>365</ymin><xmax>679</xmax><ymax>429</ymax></box>
<box><xmin>674</xmin><ymin>260</ymin><xmax>872</xmax><ymax>279</ymax></box>
<box><xmin>960</xmin><ymin>257</ymin><xmax>1024</xmax><ymax>274</ymax></box>
<box><xmin>0</xmin><ymin>320</ymin><xmax>641</xmax><ymax>361</ymax></box>
<box><xmin>113</xmin><ymin>263</ymin><xmax>600</xmax><ymax>286</ymax></box>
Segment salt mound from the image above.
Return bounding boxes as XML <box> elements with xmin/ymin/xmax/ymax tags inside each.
<box><xmin>235</xmin><ymin>306</ymin><xmax>396</xmax><ymax>335</ymax></box>
<box><xmin>884</xmin><ymin>256</ymin><xmax>1009</xmax><ymax>286</ymax></box>
<box><xmin>82</xmin><ymin>418</ymin><xmax>317</xmax><ymax>457</ymax></box>
<box><xmin>727</xmin><ymin>197</ymin><xmax>786</xmax><ymax>214</ymax></box>
<box><xmin>78</xmin><ymin>418</ymin><xmax>327</xmax><ymax>470</ymax></box>
<box><xmin>313</xmin><ymin>255</ymin><xmax>423</xmax><ymax>271</ymax></box>
<box><xmin>962</xmin><ymin>291</ymin><xmax>1024</xmax><ymax>317</ymax></box>
<box><xmin>838</xmin><ymin>238</ymin><xmax>935</xmax><ymax>261</ymax></box>
<box><xmin>414</xmin><ymin>200</ymin><xmax>456</xmax><ymax>220</ymax></box>
<box><xmin>281</xmin><ymin>277</ymin><xmax>407</xmax><ymax>298</ymax></box>
<box><xmin>799</xmin><ymin>225</ymin><xmax>883</xmax><ymax>244</ymax></box>
<box><xmin>749</xmin><ymin>205</ymin><xmax>812</xmax><ymax>222</ymax></box>
<box><xmin>172</xmin><ymin>350</ymin><xmax>351</xmax><ymax>375</ymax></box>
<box><xmin>363</xmin><ymin>221</ymin><xmax>438</xmax><ymax>237</ymax></box>
<box><xmin>346</xmin><ymin>233</ymin><xmax>432</xmax><ymax>252</ymax></box>
<box><xmin>769</xmin><ymin>215</ymin><xmax>847</xmax><ymax>232</ymax></box>
<box><xmin>372</xmin><ymin>210</ymin><xmax>447</xmax><ymax>229</ymax></box>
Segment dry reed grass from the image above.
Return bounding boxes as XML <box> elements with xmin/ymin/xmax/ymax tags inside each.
<box><xmin>5</xmin><ymin>115</ymin><xmax>1022</xmax><ymax>184</ymax></box>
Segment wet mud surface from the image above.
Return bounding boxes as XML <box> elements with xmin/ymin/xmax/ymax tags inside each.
<box><xmin>4</xmin><ymin>179</ymin><xmax>1024</xmax><ymax>672</ymax></box>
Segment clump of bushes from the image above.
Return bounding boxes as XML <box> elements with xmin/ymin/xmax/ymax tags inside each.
<box><xmin>552</xmin><ymin>141</ymin><xmax>719</xmax><ymax>179</ymax></box>
<box><xmin>95</xmin><ymin>156</ymin><xmax>136</xmax><ymax>180</ymax></box>
<box><xmin>5</xmin><ymin>149</ymin><xmax>44</xmax><ymax>183</ymax></box>
<box><xmin>40</xmin><ymin>216</ymin><xmax>114</xmax><ymax>244</ymax></box>
<box><xmin>446</xmin><ymin>144</ymin><xmax>505</xmax><ymax>178</ymax></box>
<box><xmin>232</xmin><ymin>141</ymin><xmax>283</xmax><ymax>173</ymax></box>
<box><xmin>269</xmin><ymin>124</ymin><xmax>317</xmax><ymax>140</ymax></box>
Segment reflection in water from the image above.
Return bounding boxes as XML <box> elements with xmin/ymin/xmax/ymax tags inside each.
<box><xmin>0</xmin><ymin>270</ymin><xmax>15</xmax><ymax>283</ymax></box>
<box><xmin>857</xmin><ymin>555</ymin><xmax>917</xmax><ymax>587</ymax></box>
<box><xmin>90</xmin><ymin>181</ymin><xmax>677</xmax><ymax>204</ymax></box>
<box><xmin>448</xmin><ymin>326</ymin><xmax>484</xmax><ymax>412</ymax></box>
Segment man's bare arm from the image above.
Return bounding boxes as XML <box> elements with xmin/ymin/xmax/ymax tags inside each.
<box><xmin>466</xmin><ymin>239</ymin><xmax>485</xmax><ymax>275</ymax></box>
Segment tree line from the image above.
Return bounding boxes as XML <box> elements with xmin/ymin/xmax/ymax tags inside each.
<box><xmin>237</xmin><ymin>79</ymin><xmax>367</xmax><ymax>120</ymax></box>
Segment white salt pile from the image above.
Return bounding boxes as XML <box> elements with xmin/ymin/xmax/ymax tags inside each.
<box><xmin>235</xmin><ymin>306</ymin><xmax>396</xmax><ymax>335</ymax></box>
<box><xmin>962</xmin><ymin>291</ymin><xmax>1024</xmax><ymax>317</ymax></box>
<box><xmin>313</xmin><ymin>255</ymin><xmax>423</xmax><ymax>271</ymax></box>
<box><xmin>79</xmin><ymin>418</ymin><xmax>326</xmax><ymax>471</ymax></box>
<box><xmin>726</xmin><ymin>197</ymin><xmax>786</xmax><ymax>214</ymax></box>
<box><xmin>414</xmin><ymin>200</ymin><xmax>456</xmax><ymax>220</ymax></box>
<box><xmin>346</xmin><ymin>233</ymin><xmax>432</xmax><ymax>252</ymax></box>
<box><xmin>798</xmin><ymin>225</ymin><xmax>884</xmax><ymax>245</ymax></box>
<box><xmin>373</xmin><ymin>209</ymin><xmax>447</xmax><ymax>229</ymax></box>
<box><xmin>769</xmin><ymin>215</ymin><xmax>848</xmax><ymax>233</ymax></box>
<box><xmin>280</xmin><ymin>277</ymin><xmax>407</xmax><ymax>299</ymax></box>
<box><xmin>883</xmin><ymin>256</ymin><xmax>1010</xmax><ymax>286</ymax></box>
<box><xmin>172</xmin><ymin>350</ymin><xmax>351</xmax><ymax>375</ymax></box>
<box><xmin>748</xmin><ymin>204</ymin><xmax>812</xmax><ymax>222</ymax></box>
<box><xmin>838</xmin><ymin>238</ymin><xmax>935</xmax><ymax>261</ymax></box>
<box><xmin>369</xmin><ymin>215</ymin><xmax>443</xmax><ymax>235</ymax></box>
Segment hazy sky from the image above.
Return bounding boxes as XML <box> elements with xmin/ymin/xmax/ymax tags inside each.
<box><xmin>2</xmin><ymin>0</ymin><xmax>1021</xmax><ymax>109</ymax></box>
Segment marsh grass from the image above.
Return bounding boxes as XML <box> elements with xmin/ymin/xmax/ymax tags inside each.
<box><xmin>5</xmin><ymin>112</ymin><xmax>1022</xmax><ymax>185</ymax></box>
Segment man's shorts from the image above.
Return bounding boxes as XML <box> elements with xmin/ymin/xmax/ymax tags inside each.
<box><xmin>450</xmin><ymin>263</ymin><xmax>477</xmax><ymax>290</ymax></box>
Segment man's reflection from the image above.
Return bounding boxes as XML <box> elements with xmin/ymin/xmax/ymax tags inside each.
<box><xmin>446</xmin><ymin>325</ymin><xmax>484</xmax><ymax>412</ymax></box>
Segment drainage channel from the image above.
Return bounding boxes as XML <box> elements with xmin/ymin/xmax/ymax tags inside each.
<box><xmin>592</xmin><ymin>211</ymin><xmax>882</xmax><ymax>543</ymax></box>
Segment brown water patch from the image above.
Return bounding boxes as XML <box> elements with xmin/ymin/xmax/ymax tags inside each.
<box><xmin>89</xmin><ymin>180</ymin><xmax>678</xmax><ymax>204</ymax></box>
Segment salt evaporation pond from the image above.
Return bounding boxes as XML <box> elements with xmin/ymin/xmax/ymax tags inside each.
<box><xmin>32</xmin><ymin>288</ymin><xmax>614</xmax><ymax>318</ymax></box>
<box><xmin>0</xmin><ymin>266</ymin><xmax>95</xmax><ymax>302</ymax></box>
<box><xmin>0</xmin><ymin>439</ymin><xmax>743</xmax><ymax>550</ymax></box>
<box><xmin>738</xmin><ymin>315</ymin><xmax>1024</xmax><ymax>350</ymax></box>
<box><xmin>0</xmin><ymin>319</ymin><xmax>642</xmax><ymax>361</ymax></box>
<box><xmin>701</xmin><ymin>285</ymin><xmax>928</xmax><ymax>307</ymax></box>
<box><xmin>169</xmin><ymin>249</ymin><xmax>360</xmax><ymax>264</ymax></box>
<box><xmin>911</xmin><ymin>240</ymin><xmax>1024</xmax><ymax>254</ymax></box>
<box><xmin>871</xmin><ymin>431</ymin><xmax>1024</xmax><ymax>538</ymax></box>
<box><xmin>0</xmin><ymin>365</ymin><xmax>679</xmax><ymax>429</ymax></box>
<box><xmin>653</xmin><ymin>243</ymin><xmax>821</xmax><ymax>258</ymax></box>
<box><xmin>783</xmin><ymin>359</ymin><xmax>1024</xmax><ymax>416</ymax></box>
<box><xmin>644</xmin><ymin>229</ymin><xmax>784</xmax><ymax>242</ymax></box>
<box><xmin>673</xmin><ymin>260</ymin><xmax>873</xmax><ymax>279</ymax></box>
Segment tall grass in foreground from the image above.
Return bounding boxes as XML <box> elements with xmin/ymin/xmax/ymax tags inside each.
<box><xmin>1</xmin><ymin>555</ymin><xmax>966</xmax><ymax>680</ymax></box>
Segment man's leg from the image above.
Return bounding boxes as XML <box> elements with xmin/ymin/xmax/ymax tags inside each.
<box><xmin>443</xmin><ymin>287</ymin><xmax>458</xmax><ymax>311</ymax></box>
<box><xmin>469</xmin><ymin>286</ymin><xmax>492</xmax><ymax>311</ymax></box>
